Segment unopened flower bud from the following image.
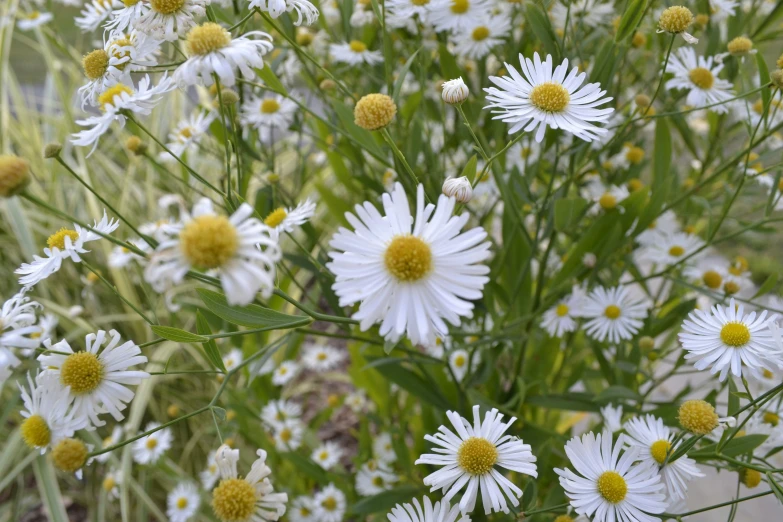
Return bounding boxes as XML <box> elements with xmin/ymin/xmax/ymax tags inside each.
<box><xmin>218</xmin><ymin>88</ymin><xmax>239</xmax><ymax>105</ymax></box>
<box><xmin>442</xmin><ymin>176</ymin><xmax>473</xmax><ymax>203</ymax></box>
<box><xmin>43</xmin><ymin>143</ymin><xmax>62</xmax><ymax>159</ymax></box>
<box><xmin>354</xmin><ymin>93</ymin><xmax>397</xmax><ymax>131</ymax></box>
<box><xmin>771</xmin><ymin>70</ymin><xmax>783</xmax><ymax>90</ymax></box>
<box><xmin>727</xmin><ymin>36</ymin><xmax>754</xmax><ymax>56</ymax></box>
<box><xmin>0</xmin><ymin>154</ymin><xmax>31</xmax><ymax>198</ymax></box>
<box><xmin>441</xmin><ymin>77</ymin><xmax>469</xmax><ymax>105</ymax></box>
<box><xmin>320</xmin><ymin>79</ymin><xmax>336</xmax><ymax>91</ymax></box>
<box><xmin>639</xmin><ymin>336</ymin><xmax>655</xmax><ymax>351</ymax></box>
<box><xmin>125</xmin><ymin>136</ymin><xmax>146</xmax><ymax>155</ymax></box>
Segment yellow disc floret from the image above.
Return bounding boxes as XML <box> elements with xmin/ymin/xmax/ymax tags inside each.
<box><xmin>0</xmin><ymin>154</ymin><xmax>31</xmax><ymax>198</ymax></box>
<box><xmin>354</xmin><ymin>93</ymin><xmax>397</xmax><ymax>131</ymax></box>
<box><xmin>52</xmin><ymin>438</ymin><xmax>88</xmax><ymax>473</ymax></box>
<box><xmin>625</xmin><ymin>146</ymin><xmax>645</xmax><ymax>164</ymax></box>
<box><xmin>98</xmin><ymin>84</ymin><xmax>133</xmax><ymax>109</ymax></box>
<box><xmin>61</xmin><ymin>352</ymin><xmax>104</xmax><ymax>394</ymax></box>
<box><xmin>384</xmin><ymin>235</ymin><xmax>432</xmax><ymax>282</ymax></box>
<box><xmin>186</xmin><ymin>23</ymin><xmax>231</xmax><ymax>56</ymax></box>
<box><xmin>21</xmin><ymin>414</ymin><xmax>51</xmax><ymax>448</ymax></box>
<box><xmin>212</xmin><ymin>478</ymin><xmax>258</xmax><ymax>522</ymax></box>
<box><xmin>150</xmin><ymin>0</ymin><xmax>186</xmax><ymax>15</ymax></box>
<box><xmin>597</xmin><ymin>471</ymin><xmax>628</xmax><ymax>504</ymax></box>
<box><xmin>678</xmin><ymin>399</ymin><xmax>719</xmax><ymax>435</ymax></box>
<box><xmin>47</xmin><ymin>228</ymin><xmax>79</xmax><ymax>251</ymax></box>
<box><xmin>264</xmin><ymin>208</ymin><xmax>287</xmax><ymax>227</ymax></box>
<box><xmin>659</xmin><ymin>6</ymin><xmax>694</xmax><ymax>34</ymax></box>
<box><xmin>763</xmin><ymin>411</ymin><xmax>779</xmax><ymax>426</ymax></box>
<box><xmin>451</xmin><ymin>0</ymin><xmax>469</xmax><ymax>13</ymax></box>
<box><xmin>650</xmin><ymin>439</ymin><xmax>672</xmax><ymax>465</ymax></box>
<box><xmin>556</xmin><ymin>304</ymin><xmax>569</xmax><ymax>317</ymax></box>
<box><xmin>82</xmin><ymin>49</ymin><xmax>110</xmax><ymax>80</ymax></box>
<box><xmin>702</xmin><ymin>270</ymin><xmax>722</xmax><ymax>289</ymax></box>
<box><xmin>349</xmin><ymin>40</ymin><xmax>367</xmax><ymax>53</ymax></box>
<box><xmin>261</xmin><ymin>99</ymin><xmax>281</xmax><ymax>114</ymax></box>
<box><xmin>471</xmin><ymin>26</ymin><xmax>490</xmax><ymax>41</ymax></box>
<box><xmin>179</xmin><ymin>215</ymin><xmax>239</xmax><ymax>269</ymax></box>
<box><xmin>739</xmin><ymin>467</ymin><xmax>761</xmax><ymax>488</ymax></box>
<box><xmin>668</xmin><ymin>245</ymin><xmax>685</xmax><ymax>257</ymax></box>
<box><xmin>604</xmin><ymin>305</ymin><xmax>621</xmax><ymax>319</ymax></box>
<box><xmin>103</xmin><ymin>476</ymin><xmax>117</xmax><ymax>492</ymax></box>
<box><xmin>529</xmin><ymin>82</ymin><xmax>571</xmax><ymax>113</ymax></box>
<box><xmin>720</xmin><ymin>322</ymin><xmax>750</xmax><ymax>347</ymax></box>
<box><xmin>728</xmin><ymin>36</ymin><xmax>753</xmax><ymax>56</ymax></box>
<box><xmin>688</xmin><ymin>67</ymin><xmax>714</xmax><ymax>90</ymax></box>
<box><xmin>457</xmin><ymin>437</ymin><xmax>498</xmax><ymax>475</ymax></box>
<box><xmin>599</xmin><ymin>193</ymin><xmax>617</xmax><ymax>210</ymax></box>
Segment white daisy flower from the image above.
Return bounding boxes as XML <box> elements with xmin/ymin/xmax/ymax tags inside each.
<box><xmin>625</xmin><ymin>414</ymin><xmax>704</xmax><ymax>502</ymax></box>
<box><xmin>162</xmin><ymin>111</ymin><xmax>215</xmax><ymax>160</ymax></box>
<box><xmin>240</xmin><ymin>94</ymin><xmax>298</xmax><ymax>131</ymax></box>
<box><xmin>167</xmin><ymin>482</ymin><xmax>200</xmax><ymax>522</ymax></box>
<box><xmin>373</xmin><ymin>432</ymin><xmax>397</xmax><ymax>463</ymax></box>
<box><xmin>541</xmin><ymin>290</ymin><xmax>583</xmax><ymax>337</ymax></box>
<box><xmin>555</xmin><ymin>431</ymin><xmax>667</xmax><ymax>522</ymax></box>
<box><xmin>313</xmin><ymin>483</ymin><xmax>346</xmax><ymax>522</ymax></box>
<box><xmin>132</xmin><ymin>423</ymin><xmax>173</xmax><ymax>464</ymax></box>
<box><xmin>733</xmin><ymin>91</ymin><xmax>783</xmax><ymax>128</ymax></box>
<box><xmin>312</xmin><ymin>441</ymin><xmax>343</xmax><ymax>470</ymax></box>
<box><xmin>1</xmin><ymin>288</ymin><xmax>40</xmax><ymax>330</ymax></box>
<box><xmin>261</xmin><ymin>399</ymin><xmax>302</xmax><ymax>428</ymax></box>
<box><xmin>579</xmin><ymin>285</ymin><xmax>649</xmax><ymax>343</ymax></box>
<box><xmin>210</xmin><ymin>445</ymin><xmax>288</xmax><ymax>522</ymax></box>
<box><xmin>635</xmin><ymin>210</ymin><xmax>681</xmax><ymax>245</ymax></box>
<box><xmin>290</xmin><ymin>496</ymin><xmax>318</xmax><ymax>522</ymax></box>
<box><xmin>37</xmin><ymin>329</ymin><xmax>149</xmax><ymax>428</ymax></box>
<box><xmin>387</xmin><ymin>496</ymin><xmax>469</xmax><ymax>522</ymax></box>
<box><xmin>345</xmin><ymin>388</ymin><xmax>370</xmax><ymax>413</ymax></box>
<box><xmin>601</xmin><ymin>404</ymin><xmax>624</xmax><ymax>433</ymax></box>
<box><xmin>200</xmin><ymin>451</ymin><xmax>220</xmax><ymax>489</ymax></box>
<box><xmin>261</xmin><ymin>200</ymin><xmax>316</xmax><ymax>238</ymax></box>
<box><xmin>636</xmin><ymin>231</ymin><xmax>705</xmax><ymax>268</ymax></box>
<box><xmin>301</xmin><ymin>344</ymin><xmax>345</xmax><ymax>372</ymax></box>
<box><xmin>144</xmin><ymin>198</ymin><xmax>282</xmax><ymax>306</ymax></box>
<box><xmin>134</xmin><ymin>0</ymin><xmax>208</xmax><ymax>41</ymax></box>
<box><xmin>484</xmin><ymin>53</ymin><xmax>614</xmax><ymax>143</ymax></box>
<box><xmin>551</xmin><ymin>0</ymin><xmax>614</xmax><ymax>29</ymax></box>
<box><xmin>0</xmin><ymin>289</ymin><xmax>42</xmax><ymax>363</ymax></box>
<box><xmin>428</xmin><ymin>0</ymin><xmax>492</xmax><ymax>33</ymax></box>
<box><xmin>356</xmin><ymin>460</ymin><xmax>398</xmax><ymax>496</ymax></box>
<box><xmin>17</xmin><ymin>10</ymin><xmax>53</xmax><ymax>30</ymax></box>
<box><xmin>109</xmin><ymin>240</ymin><xmax>149</xmax><ymax>268</ymax></box>
<box><xmin>105</xmin><ymin>0</ymin><xmax>152</xmax><ymax>34</ymax></box>
<box><xmin>174</xmin><ymin>22</ymin><xmax>273</xmax><ymax>87</ymax></box>
<box><xmin>327</xmin><ymin>183</ymin><xmax>491</xmax><ymax>346</ymax></box>
<box><xmin>329</xmin><ymin>41</ymin><xmax>383</xmax><ymax>66</ymax></box>
<box><xmin>679</xmin><ymin>298</ymin><xmax>780</xmax><ymax>381</ymax></box>
<box><xmin>665</xmin><ymin>48</ymin><xmax>734</xmax><ymax>113</ymax></box>
<box><xmin>272</xmin><ymin>419</ymin><xmax>304</xmax><ymax>451</ymax></box>
<box><xmin>350</xmin><ymin>1</ymin><xmax>375</xmax><ymax>26</ymax></box>
<box><xmin>452</xmin><ymin>15</ymin><xmax>510</xmax><ymax>60</ymax></box>
<box><xmin>415</xmin><ymin>405</ymin><xmax>538</xmax><ymax>514</ymax></box>
<box><xmin>248</xmin><ymin>0</ymin><xmax>319</xmax><ymax>25</ymax></box>
<box><xmin>102</xmin><ymin>469</ymin><xmax>122</xmax><ymax>498</ymax></box>
<box><xmin>75</xmin><ymin>0</ymin><xmax>122</xmax><ymax>32</ymax></box>
<box><xmin>222</xmin><ymin>348</ymin><xmax>243</xmax><ymax>371</ymax></box>
<box><xmin>72</xmin><ymin>76</ymin><xmax>175</xmax><ymax>154</ymax></box>
<box><xmin>506</xmin><ymin>138</ymin><xmax>541</xmax><ymax>173</ymax></box>
<box><xmin>19</xmin><ymin>372</ymin><xmax>85</xmax><ymax>452</ymax></box>
<box><xmin>387</xmin><ymin>0</ymin><xmax>447</xmax><ymax>21</ymax></box>
<box><xmin>96</xmin><ymin>425</ymin><xmax>124</xmax><ymax>463</ymax></box>
<box><xmin>448</xmin><ymin>348</ymin><xmax>478</xmax><ymax>381</ymax></box>
<box><xmin>272</xmin><ymin>360</ymin><xmax>300</xmax><ymax>385</ymax></box>
<box><xmin>709</xmin><ymin>0</ymin><xmax>738</xmax><ymax>22</ymax></box>
<box><xmin>15</xmin><ymin>211</ymin><xmax>120</xmax><ymax>287</ymax></box>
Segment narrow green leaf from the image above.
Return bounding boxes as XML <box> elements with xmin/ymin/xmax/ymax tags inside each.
<box><xmin>256</xmin><ymin>64</ymin><xmax>288</xmax><ymax>95</ymax></box>
<box><xmin>369</xmin><ymin>358</ymin><xmax>453</xmax><ymax>410</ymax></box>
<box><xmin>615</xmin><ymin>0</ymin><xmax>647</xmax><ymax>42</ymax></box>
<box><xmin>196</xmin><ymin>289</ymin><xmax>308</xmax><ymax>329</ymax></box>
<box><xmin>757</xmin><ymin>53</ymin><xmax>771</xmax><ymax>113</ymax></box>
<box><xmin>33</xmin><ymin>456</ymin><xmax>69</xmax><ymax>522</ymax></box>
<box><xmin>351</xmin><ymin>486</ymin><xmax>425</xmax><ymax>515</ymax></box>
<box><xmin>286</xmin><ymin>452</ymin><xmax>328</xmax><ymax>483</ymax></box>
<box><xmin>150</xmin><ymin>325</ymin><xmax>208</xmax><ymax>343</ymax></box>
<box><xmin>392</xmin><ymin>48</ymin><xmax>421</xmax><ymax>102</ymax></box>
<box><xmin>196</xmin><ymin>310</ymin><xmax>227</xmax><ymax>372</ymax></box>
<box><xmin>461</xmin><ymin>154</ymin><xmax>478</xmax><ymax>183</ymax></box>
<box><xmin>728</xmin><ymin>378</ymin><xmax>740</xmax><ymax>415</ymax></box>
<box><xmin>753</xmin><ymin>272</ymin><xmax>778</xmax><ymax>299</ymax></box>
<box><xmin>690</xmin><ymin>434</ymin><xmax>769</xmax><ymax>459</ymax></box>
<box><xmin>554</xmin><ymin>197</ymin><xmax>588</xmax><ymax>232</ymax></box>
<box><xmin>525</xmin><ymin>5</ymin><xmax>560</xmax><ymax>62</ymax></box>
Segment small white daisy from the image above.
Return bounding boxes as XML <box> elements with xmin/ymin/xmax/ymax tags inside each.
<box><xmin>373</xmin><ymin>432</ymin><xmax>397</xmax><ymax>463</ymax></box>
<box><xmin>105</xmin><ymin>0</ymin><xmax>151</xmax><ymax>34</ymax></box>
<box><xmin>506</xmin><ymin>138</ymin><xmax>541</xmax><ymax>173</ymax></box>
<box><xmin>102</xmin><ymin>469</ymin><xmax>122</xmax><ymax>498</ymax></box>
<box><xmin>636</xmin><ymin>231</ymin><xmax>705</xmax><ymax>268</ymax></box>
<box><xmin>484</xmin><ymin>53</ymin><xmax>614</xmax><ymax>143</ymax></box>
<box><xmin>345</xmin><ymin>388</ymin><xmax>370</xmax><ymax>413</ymax></box>
<box><xmin>327</xmin><ymin>183</ymin><xmax>491</xmax><ymax>346</ymax></box>
<box><xmin>222</xmin><ymin>348</ymin><xmax>244</xmax><ymax>371</ymax></box>
<box><xmin>355</xmin><ymin>460</ymin><xmax>398</xmax><ymax>496</ymax></box>
<box><xmin>1</xmin><ymin>289</ymin><xmax>42</xmax><ymax>362</ymax></box>
<box><xmin>301</xmin><ymin>344</ymin><xmax>345</xmax><ymax>372</ymax></box>
<box><xmin>75</xmin><ymin>0</ymin><xmax>122</xmax><ymax>32</ymax></box>
<box><xmin>601</xmin><ymin>404</ymin><xmax>624</xmax><ymax>433</ymax></box>
<box><xmin>240</xmin><ymin>94</ymin><xmax>298</xmax><ymax>132</ymax></box>
<box><xmin>200</xmin><ymin>451</ymin><xmax>220</xmax><ymax>489</ymax></box>
<box><xmin>541</xmin><ymin>290</ymin><xmax>583</xmax><ymax>337</ymax></box>
<box><xmin>448</xmin><ymin>348</ymin><xmax>478</xmax><ymax>381</ymax></box>
<box><xmin>329</xmin><ymin>40</ymin><xmax>383</xmax><ymax>66</ymax></box>
<box><xmin>415</xmin><ymin>405</ymin><xmax>538</xmax><ymax>514</ymax></box>
<box><xmin>134</xmin><ymin>0</ymin><xmax>208</xmax><ymax>41</ymax></box>
<box><xmin>248</xmin><ymin>0</ymin><xmax>319</xmax><ymax>25</ymax></box>
<box><xmin>387</xmin><ymin>496</ymin><xmax>469</xmax><ymax>522</ymax></box>
<box><xmin>636</xmin><ymin>210</ymin><xmax>681</xmax><ymax>246</ymax></box>
<box><xmin>428</xmin><ymin>0</ymin><xmax>493</xmax><ymax>33</ymax></box>
<box><xmin>709</xmin><ymin>0</ymin><xmax>738</xmax><ymax>22</ymax></box>
<box><xmin>312</xmin><ymin>441</ymin><xmax>344</xmax><ymax>470</ymax></box>
<box><xmin>579</xmin><ymin>285</ymin><xmax>649</xmax><ymax>343</ymax></box>
<box><xmin>261</xmin><ymin>399</ymin><xmax>303</xmax><ymax>428</ymax></box>
<box><xmin>132</xmin><ymin>422</ymin><xmax>173</xmax><ymax>464</ymax></box>
<box><xmin>167</xmin><ymin>482</ymin><xmax>200</xmax><ymax>522</ymax></box>
<box><xmin>144</xmin><ymin>198</ymin><xmax>282</xmax><ymax>306</ymax></box>
<box><xmin>17</xmin><ymin>10</ymin><xmax>53</xmax><ymax>30</ymax></box>
<box><xmin>272</xmin><ymin>419</ymin><xmax>304</xmax><ymax>451</ymax></box>
<box><xmin>272</xmin><ymin>360</ymin><xmax>300</xmax><ymax>385</ymax></box>
<box><xmin>38</xmin><ymin>329</ymin><xmax>149</xmax><ymax>428</ymax></box>
<box><xmin>313</xmin><ymin>483</ymin><xmax>346</xmax><ymax>522</ymax></box>
<box><xmin>387</xmin><ymin>0</ymin><xmax>447</xmax><ymax>21</ymax></box>
<box><xmin>96</xmin><ymin>425</ymin><xmax>124</xmax><ymax>463</ymax></box>
<box><xmin>665</xmin><ymin>48</ymin><xmax>734</xmax><ymax>113</ymax></box>
<box><xmin>290</xmin><ymin>496</ymin><xmax>318</xmax><ymax>522</ymax></box>
<box><xmin>551</xmin><ymin>0</ymin><xmax>614</xmax><ymax>30</ymax></box>
<box><xmin>452</xmin><ymin>15</ymin><xmax>511</xmax><ymax>60</ymax></box>
<box><xmin>19</xmin><ymin>372</ymin><xmax>84</xmax><ymax>452</ymax></box>
<box><xmin>162</xmin><ymin>111</ymin><xmax>215</xmax><ymax>159</ymax></box>
<box><xmin>679</xmin><ymin>298</ymin><xmax>780</xmax><ymax>381</ymax></box>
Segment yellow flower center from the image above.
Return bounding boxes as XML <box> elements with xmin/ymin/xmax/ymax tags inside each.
<box><xmin>384</xmin><ymin>235</ymin><xmax>432</xmax><ymax>282</ymax></box>
<box><xmin>177</xmin><ymin>497</ymin><xmax>189</xmax><ymax>509</ymax></box>
<box><xmin>110</xmin><ymin>37</ymin><xmax>133</xmax><ymax>71</ymax></box>
<box><xmin>212</xmin><ymin>478</ymin><xmax>257</xmax><ymax>522</ymax></box>
<box><xmin>146</xmin><ymin>438</ymin><xmax>158</xmax><ymax>450</ymax></box>
<box><xmin>260</xmin><ymin>99</ymin><xmax>281</xmax><ymax>114</ymax></box>
<box><xmin>98</xmin><ymin>84</ymin><xmax>133</xmax><ymax>109</ymax></box>
<box><xmin>21</xmin><ymin>414</ymin><xmax>51</xmax><ymax>448</ymax></box>
<box><xmin>597</xmin><ymin>471</ymin><xmax>627</xmax><ymax>503</ymax></box>
<box><xmin>451</xmin><ymin>0</ymin><xmax>469</xmax><ymax>13</ymax></box>
<box><xmin>0</xmin><ymin>154</ymin><xmax>30</xmax><ymax>198</ymax></box>
<box><xmin>763</xmin><ymin>369</ymin><xmax>774</xmax><ymax>379</ymax></box>
<box><xmin>47</xmin><ymin>228</ymin><xmax>79</xmax><ymax>251</ymax></box>
<box><xmin>554</xmin><ymin>517</ymin><xmax>575</xmax><ymax>522</ymax></box>
<box><xmin>739</xmin><ymin>468</ymin><xmax>761</xmax><ymax>488</ymax></box>
<box><xmin>411</xmin><ymin>0</ymin><xmax>429</xmax><ymax>4</ymax></box>
<box><xmin>689</xmin><ymin>67</ymin><xmax>715</xmax><ymax>90</ymax></box>
<box><xmin>264</xmin><ymin>207</ymin><xmax>287</xmax><ymax>228</ymax></box>
<box><xmin>372</xmin><ymin>475</ymin><xmax>385</xmax><ymax>486</ymax></box>
<box><xmin>529</xmin><ymin>82</ymin><xmax>571</xmax><ymax>113</ymax></box>
<box><xmin>150</xmin><ymin>0</ymin><xmax>186</xmax><ymax>15</ymax></box>
<box><xmin>728</xmin><ymin>36</ymin><xmax>753</xmax><ymax>55</ymax></box>
<box><xmin>472</xmin><ymin>26</ymin><xmax>490</xmax><ymax>41</ymax></box>
<box><xmin>625</xmin><ymin>146</ymin><xmax>645</xmax><ymax>164</ymax></box>
<box><xmin>650</xmin><ymin>439</ymin><xmax>672</xmax><ymax>465</ymax></box>
<box><xmin>724</xmin><ymin>281</ymin><xmax>740</xmax><ymax>295</ymax></box>
<box><xmin>678</xmin><ymin>399</ymin><xmax>718</xmax><ymax>435</ymax></box>
<box><xmin>349</xmin><ymin>40</ymin><xmax>367</xmax><ymax>53</ymax></box>
<box><xmin>322</xmin><ymin>497</ymin><xmax>337</xmax><ymax>511</ymax></box>
<box><xmin>52</xmin><ymin>438</ymin><xmax>88</xmax><ymax>473</ymax></box>
<box><xmin>186</xmin><ymin>23</ymin><xmax>231</xmax><ymax>56</ymax></box>
<box><xmin>457</xmin><ymin>437</ymin><xmax>498</xmax><ymax>475</ymax></box>
<box><xmin>103</xmin><ymin>476</ymin><xmax>116</xmax><ymax>492</ymax></box>
<box><xmin>599</xmin><ymin>193</ymin><xmax>617</xmax><ymax>210</ymax></box>
<box><xmin>604</xmin><ymin>305</ymin><xmax>621</xmax><ymax>319</ymax></box>
<box><xmin>25</xmin><ymin>11</ymin><xmax>41</xmax><ymax>20</ymax></box>
<box><xmin>179</xmin><ymin>215</ymin><xmax>239</xmax><ymax>269</ymax></box>
<box><xmin>280</xmin><ymin>428</ymin><xmax>292</xmax><ymax>442</ymax></box>
<box><xmin>556</xmin><ymin>304</ymin><xmax>569</xmax><ymax>317</ymax></box>
<box><xmin>82</xmin><ymin>49</ymin><xmax>109</xmax><ymax>80</ymax></box>
<box><xmin>659</xmin><ymin>6</ymin><xmax>694</xmax><ymax>34</ymax></box>
<box><xmin>60</xmin><ymin>352</ymin><xmax>104</xmax><ymax>394</ymax></box>
<box><xmin>453</xmin><ymin>354</ymin><xmax>466</xmax><ymax>367</ymax></box>
<box><xmin>763</xmin><ymin>411</ymin><xmax>779</xmax><ymax>426</ymax></box>
<box><xmin>720</xmin><ymin>322</ymin><xmax>750</xmax><ymax>347</ymax></box>
<box><xmin>354</xmin><ymin>93</ymin><xmax>397</xmax><ymax>130</ymax></box>
<box><xmin>702</xmin><ymin>270</ymin><xmax>722</xmax><ymax>289</ymax></box>
<box><xmin>668</xmin><ymin>245</ymin><xmax>685</xmax><ymax>257</ymax></box>
<box><xmin>123</xmin><ymin>0</ymin><xmax>140</xmax><ymax>5</ymax></box>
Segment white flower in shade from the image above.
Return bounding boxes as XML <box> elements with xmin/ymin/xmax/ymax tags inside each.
<box><xmin>167</xmin><ymin>482</ymin><xmax>200</xmax><ymax>522</ymax></box>
<box><xmin>261</xmin><ymin>199</ymin><xmax>317</xmax><ymax>237</ymax></box>
<box><xmin>541</xmin><ymin>290</ymin><xmax>583</xmax><ymax>337</ymax></box>
<box><xmin>679</xmin><ymin>298</ymin><xmax>780</xmax><ymax>381</ymax></box>
<box><xmin>350</xmin><ymin>1</ymin><xmax>375</xmax><ymax>26</ymax></box>
<box><xmin>1</xmin><ymin>289</ymin><xmax>42</xmax><ymax>361</ymax></box>
<box><xmin>441</xmin><ymin>77</ymin><xmax>469</xmax><ymax>105</ymax></box>
<box><xmin>665</xmin><ymin>48</ymin><xmax>734</xmax><ymax>113</ymax></box>
<box><xmin>248</xmin><ymin>0</ymin><xmax>319</xmax><ymax>25</ymax></box>
<box><xmin>16</xmin><ymin>211</ymin><xmax>120</xmax><ymax>287</ymax></box>
<box><xmin>102</xmin><ymin>469</ymin><xmax>122</xmax><ymax>498</ymax></box>
<box><xmin>200</xmin><ymin>451</ymin><xmax>220</xmax><ymax>489</ymax></box>
<box><xmin>72</xmin><ymin>76</ymin><xmax>176</xmax><ymax>153</ymax></box>
<box><xmin>272</xmin><ymin>419</ymin><xmax>304</xmax><ymax>451</ymax></box>
<box><xmin>302</xmin><ymin>344</ymin><xmax>345</xmax><ymax>372</ymax></box>
<box><xmin>636</xmin><ymin>210</ymin><xmax>681</xmax><ymax>246</ymax></box>
<box><xmin>109</xmin><ymin>239</ymin><xmax>149</xmax><ymax>268</ymax></box>
<box><xmin>735</xmin><ymin>91</ymin><xmax>783</xmax><ymax>128</ymax></box>
<box><xmin>261</xmin><ymin>399</ymin><xmax>302</xmax><ymax>428</ymax></box>
<box><xmin>240</xmin><ymin>93</ymin><xmax>298</xmax><ymax>131</ymax></box>
<box><xmin>387</xmin><ymin>496</ymin><xmax>469</xmax><ymax>522</ymax></box>
<box><xmin>370</xmin><ymin>433</ymin><xmax>395</xmax><ymax>464</ymax></box>
<box><xmin>211</xmin><ymin>445</ymin><xmax>288</xmax><ymax>522</ymax></box>
<box><xmin>272</xmin><ymin>360</ymin><xmax>300</xmax><ymax>385</ymax></box>
<box><xmin>636</xmin><ymin>231</ymin><xmax>705</xmax><ymax>268</ymax></box>
<box><xmin>356</xmin><ymin>460</ymin><xmax>398</xmax><ymax>496</ymax></box>
<box><xmin>448</xmin><ymin>348</ymin><xmax>478</xmax><ymax>381</ymax></box>
<box><xmin>17</xmin><ymin>10</ymin><xmax>53</xmax><ymax>30</ymax></box>
<box><xmin>162</xmin><ymin>112</ymin><xmax>215</xmax><ymax>159</ymax></box>
<box><xmin>551</xmin><ymin>0</ymin><xmax>614</xmax><ymax>29</ymax></box>
<box><xmin>327</xmin><ymin>183</ymin><xmax>491</xmax><ymax>346</ymax></box>
<box><xmin>485</xmin><ymin>53</ymin><xmax>614</xmax><ymax>143</ymax></box>
<box><xmin>387</xmin><ymin>0</ymin><xmax>447</xmax><ymax>21</ymax></box>
<box><xmin>174</xmin><ymin>23</ymin><xmax>273</xmax><ymax>87</ymax></box>
<box><xmin>579</xmin><ymin>286</ymin><xmax>648</xmax><ymax>343</ymax></box>
<box><xmin>134</xmin><ymin>0</ymin><xmax>208</xmax><ymax>41</ymax></box>
<box><xmin>345</xmin><ymin>388</ymin><xmax>370</xmax><ymax>413</ymax></box>
<box><xmin>105</xmin><ymin>0</ymin><xmax>151</xmax><ymax>34</ymax></box>
<box><xmin>75</xmin><ymin>0</ymin><xmax>122</xmax><ymax>32</ymax></box>
<box><xmin>624</xmin><ymin>414</ymin><xmax>704</xmax><ymax>502</ymax></box>
<box><xmin>329</xmin><ymin>41</ymin><xmax>383</xmax><ymax>65</ymax></box>
<box><xmin>313</xmin><ymin>483</ymin><xmax>346</xmax><ymax>522</ymax></box>
<box><xmin>556</xmin><ymin>432</ymin><xmax>667</xmax><ymax>522</ymax></box>
<box><xmin>222</xmin><ymin>348</ymin><xmax>244</xmax><ymax>371</ymax></box>
<box><xmin>415</xmin><ymin>405</ymin><xmax>538</xmax><ymax>514</ymax></box>
<box><xmin>144</xmin><ymin>198</ymin><xmax>282</xmax><ymax>306</ymax></box>
<box><xmin>601</xmin><ymin>404</ymin><xmax>624</xmax><ymax>433</ymax></box>
<box><xmin>19</xmin><ymin>373</ymin><xmax>84</xmax><ymax>452</ymax></box>
<box><xmin>312</xmin><ymin>441</ymin><xmax>344</xmax><ymax>470</ymax></box>
<box><xmin>132</xmin><ymin>423</ymin><xmax>173</xmax><ymax>464</ymax></box>
<box><xmin>38</xmin><ymin>330</ymin><xmax>148</xmax><ymax>428</ymax></box>
<box><xmin>506</xmin><ymin>138</ymin><xmax>541</xmax><ymax>172</ymax></box>
<box><xmin>428</xmin><ymin>0</ymin><xmax>492</xmax><ymax>33</ymax></box>
<box><xmin>290</xmin><ymin>496</ymin><xmax>317</xmax><ymax>522</ymax></box>
<box><xmin>709</xmin><ymin>0</ymin><xmax>738</xmax><ymax>22</ymax></box>
<box><xmin>452</xmin><ymin>16</ymin><xmax>510</xmax><ymax>59</ymax></box>
<box><xmin>96</xmin><ymin>425</ymin><xmax>124</xmax><ymax>463</ymax></box>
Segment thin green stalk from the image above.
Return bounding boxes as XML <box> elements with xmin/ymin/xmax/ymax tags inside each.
<box><xmin>82</xmin><ymin>261</ymin><xmax>154</xmax><ymax>325</ymax></box>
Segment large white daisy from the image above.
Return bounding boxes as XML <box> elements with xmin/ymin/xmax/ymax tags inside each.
<box><xmin>665</xmin><ymin>48</ymin><xmax>734</xmax><ymax>113</ymax></box>
<box><xmin>484</xmin><ymin>53</ymin><xmax>614</xmax><ymax>143</ymax></box>
<box><xmin>387</xmin><ymin>496</ymin><xmax>469</xmax><ymax>522</ymax></box>
<box><xmin>329</xmin><ymin>41</ymin><xmax>383</xmax><ymax>66</ymax></box>
<box><xmin>19</xmin><ymin>372</ymin><xmax>85</xmax><ymax>452</ymax></box>
<box><xmin>452</xmin><ymin>15</ymin><xmax>511</xmax><ymax>60</ymax></box>
<box><xmin>327</xmin><ymin>183</ymin><xmax>491</xmax><ymax>346</ymax></box>
<box><xmin>134</xmin><ymin>0</ymin><xmax>208</xmax><ymax>41</ymax></box>
<box><xmin>428</xmin><ymin>0</ymin><xmax>493</xmax><ymax>33</ymax></box>
<box><xmin>240</xmin><ymin>93</ymin><xmax>298</xmax><ymax>131</ymax></box>
<box><xmin>415</xmin><ymin>405</ymin><xmax>538</xmax><ymax>514</ymax></box>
